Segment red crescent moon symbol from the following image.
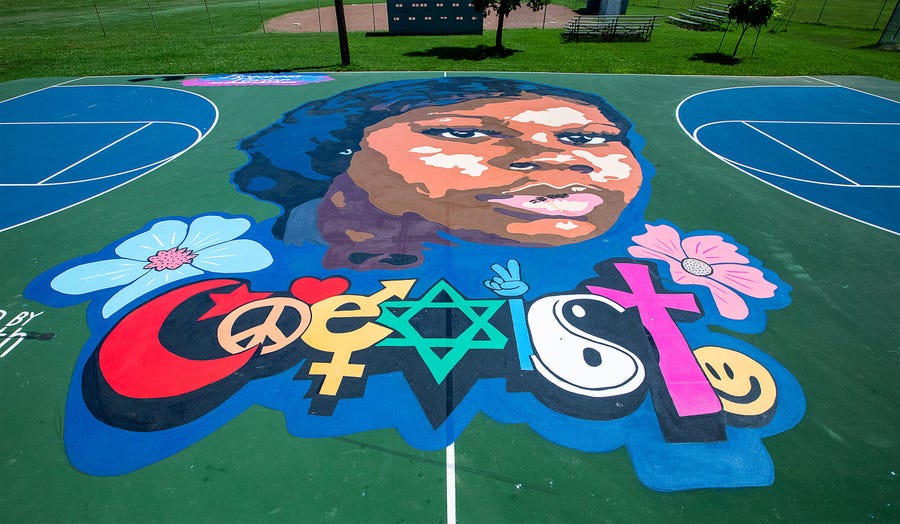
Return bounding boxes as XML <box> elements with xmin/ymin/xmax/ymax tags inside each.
<box><xmin>98</xmin><ymin>279</ymin><xmax>257</xmax><ymax>399</ymax></box>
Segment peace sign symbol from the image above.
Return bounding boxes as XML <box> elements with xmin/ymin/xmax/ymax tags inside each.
<box><xmin>217</xmin><ymin>297</ymin><xmax>312</xmax><ymax>355</ymax></box>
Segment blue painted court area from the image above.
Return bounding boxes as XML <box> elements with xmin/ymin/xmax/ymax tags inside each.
<box><xmin>677</xmin><ymin>84</ymin><xmax>900</xmax><ymax>235</ymax></box>
<box><xmin>0</xmin><ymin>84</ymin><xmax>217</xmax><ymax>232</ymax></box>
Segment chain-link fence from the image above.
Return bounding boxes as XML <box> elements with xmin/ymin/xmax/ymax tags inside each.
<box><xmin>1</xmin><ymin>0</ymin><xmax>894</xmax><ymax>39</ymax></box>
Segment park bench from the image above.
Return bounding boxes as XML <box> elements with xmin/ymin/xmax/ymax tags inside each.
<box><xmin>562</xmin><ymin>15</ymin><xmax>657</xmax><ymax>41</ymax></box>
<box><xmin>668</xmin><ymin>2</ymin><xmax>731</xmax><ymax>30</ymax></box>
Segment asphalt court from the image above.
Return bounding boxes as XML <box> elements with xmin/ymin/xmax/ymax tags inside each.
<box><xmin>677</xmin><ymin>83</ymin><xmax>900</xmax><ymax>234</ymax></box>
<box><xmin>0</xmin><ymin>73</ymin><xmax>897</xmax><ymax>523</ymax></box>
<box><xmin>0</xmin><ymin>84</ymin><xmax>217</xmax><ymax>231</ymax></box>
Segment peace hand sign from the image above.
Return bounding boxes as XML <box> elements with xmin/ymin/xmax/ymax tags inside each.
<box><xmin>483</xmin><ymin>259</ymin><xmax>529</xmax><ymax>298</ymax></box>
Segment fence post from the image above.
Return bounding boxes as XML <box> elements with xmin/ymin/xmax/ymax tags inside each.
<box><xmin>146</xmin><ymin>0</ymin><xmax>160</xmax><ymax>36</ymax></box>
<box><xmin>873</xmin><ymin>0</ymin><xmax>890</xmax><ymax>29</ymax></box>
<box><xmin>203</xmin><ymin>0</ymin><xmax>215</xmax><ymax>34</ymax></box>
<box><xmin>258</xmin><ymin>0</ymin><xmax>267</xmax><ymax>33</ymax></box>
<box><xmin>316</xmin><ymin>0</ymin><xmax>322</xmax><ymax>32</ymax></box>
<box><xmin>92</xmin><ymin>1</ymin><xmax>107</xmax><ymax>37</ymax></box>
<box><xmin>816</xmin><ymin>0</ymin><xmax>828</xmax><ymax>24</ymax></box>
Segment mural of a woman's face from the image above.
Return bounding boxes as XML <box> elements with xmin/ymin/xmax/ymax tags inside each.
<box><xmin>346</xmin><ymin>94</ymin><xmax>643</xmax><ymax>245</ymax></box>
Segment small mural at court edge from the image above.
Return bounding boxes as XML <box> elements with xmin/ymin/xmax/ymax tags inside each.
<box><xmin>27</xmin><ymin>78</ymin><xmax>804</xmax><ymax>492</ymax></box>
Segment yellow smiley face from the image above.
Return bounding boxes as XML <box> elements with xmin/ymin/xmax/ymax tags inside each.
<box><xmin>694</xmin><ymin>346</ymin><xmax>777</xmax><ymax>418</ymax></box>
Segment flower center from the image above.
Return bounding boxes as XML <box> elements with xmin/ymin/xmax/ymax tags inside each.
<box><xmin>144</xmin><ymin>247</ymin><xmax>197</xmax><ymax>271</ymax></box>
<box><xmin>681</xmin><ymin>257</ymin><xmax>713</xmax><ymax>277</ymax></box>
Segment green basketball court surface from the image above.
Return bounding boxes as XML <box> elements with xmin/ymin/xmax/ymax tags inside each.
<box><xmin>1</xmin><ymin>72</ymin><xmax>897</xmax><ymax>522</ymax></box>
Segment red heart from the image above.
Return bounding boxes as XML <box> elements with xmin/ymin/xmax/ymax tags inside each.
<box><xmin>290</xmin><ymin>276</ymin><xmax>350</xmax><ymax>304</ymax></box>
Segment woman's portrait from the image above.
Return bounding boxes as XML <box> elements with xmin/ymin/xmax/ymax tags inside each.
<box><xmin>233</xmin><ymin>77</ymin><xmax>647</xmax><ymax>270</ymax></box>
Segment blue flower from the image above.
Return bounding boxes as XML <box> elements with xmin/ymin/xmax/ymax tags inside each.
<box><xmin>50</xmin><ymin>215</ymin><xmax>273</xmax><ymax>318</ymax></box>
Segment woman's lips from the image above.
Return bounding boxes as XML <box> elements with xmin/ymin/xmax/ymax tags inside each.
<box><xmin>487</xmin><ymin>193</ymin><xmax>603</xmax><ymax>217</ymax></box>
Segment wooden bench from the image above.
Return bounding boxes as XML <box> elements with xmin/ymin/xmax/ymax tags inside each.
<box><xmin>562</xmin><ymin>15</ymin><xmax>657</xmax><ymax>42</ymax></box>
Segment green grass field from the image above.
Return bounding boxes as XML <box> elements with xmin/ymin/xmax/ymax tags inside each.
<box><xmin>1</xmin><ymin>0</ymin><xmax>898</xmax><ymax>83</ymax></box>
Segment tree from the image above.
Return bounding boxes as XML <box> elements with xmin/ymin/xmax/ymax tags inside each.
<box><xmin>728</xmin><ymin>0</ymin><xmax>780</xmax><ymax>57</ymax></box>
<box><xmin>334</xmin><ymin>0</ymin><xmax>351</xmax><ymax>66</ymax></box>
<box><xmin>471</xmin><ymin>0</ymin><xmax>550</xmax><ymax>51</ymax></box>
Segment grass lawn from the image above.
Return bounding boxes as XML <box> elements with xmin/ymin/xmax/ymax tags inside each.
<box><xmin>0</xmin><ymin>0</ymin><xmax>897</xmax><ymax>81</ymax></box>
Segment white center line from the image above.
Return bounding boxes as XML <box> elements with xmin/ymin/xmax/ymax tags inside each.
<box><xmin>446</xmin><ymin>443</ymin><xmax>457</xmax><ymax>524</ymax></box>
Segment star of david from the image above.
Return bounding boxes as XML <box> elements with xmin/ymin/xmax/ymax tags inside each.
<box><xmin>376</xmin><ymin>279</ymin><xmax>507</xmax><ymax>384</ymax></box>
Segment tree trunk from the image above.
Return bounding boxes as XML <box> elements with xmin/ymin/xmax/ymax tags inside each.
<box><xmin>495</xmin><ymin>12</ymin><xmax>506</xmax><ymax>50</ymax></box>
<box><xmin>732</xmin><ymin>25</ymin><xmax>749</xmax><ymax>56</ymax></box>
<box><xmin>334</xmin><ymin>0</ymin><xmax>351</xmax><ymax>66</ymax></box>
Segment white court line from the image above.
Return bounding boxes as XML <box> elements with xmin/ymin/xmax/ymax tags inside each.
<box><xmin>446</xmin><ymin>443</ymin><xmax>457</xmax><ymax>524</ymax></box>
<box><xmin>807</xmin><ymin>76</ymin><xmax>900</xmax><ymax>105</ymax></box>
<box><xmin>0</xmin><ymin>120</ymin><xmax>202</xmax><ymax>187</ymax></box>
<box><xmin>694</xmin><ymin>119</ymin><xmax>900</xmax><ymax>127</ymax></box>
<box><xmin>690</xmin><ymin>120</ymin><xmax>900</xmax><ymax>188</ymax></box>
<box><xmin>38</xmin><ymin>123</ymin><xmax>153</xmax><ymax>184</ymax></box>
<box><xmin>0</xmin><ymin>78</ymin><xmax>80</xmax><ymax>105</ymax></box>
<box><xmin>0</xmin><ymin>83</ymin><xmax>220</xmax><ymax>234</ymax></box>
<box><xmin>704</xmin><ymin>150</ymin><xmax>899</xmax><ymax>188</ymax></box>
<box><xmin>0</xmin><ymin>157</ymin><xmax>173</xmax><ymax>187</ymax></box>
<box><xmin>741</xmin><ymin>122</ymin><xmax>860</xmax><ymax>186</ymax></box>
<box><xmin>0</xmin><ymin>119</ymin><xmax>203</xmax><ymax>128</ymax></box>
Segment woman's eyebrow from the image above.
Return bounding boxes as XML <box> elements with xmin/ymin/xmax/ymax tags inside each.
<box><xmin>575</xmin><ymin>123</ymin><xmax>624</xmax><ymax>135</ymax></box>
<box><xmin>420</xmin><ymin>113</ymin><xmax>491</xmax><ymax>123</ymax></box>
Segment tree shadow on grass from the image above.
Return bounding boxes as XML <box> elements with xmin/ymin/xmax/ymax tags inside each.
<box><xmin>404</xmin><ymin>45</ymin><xmax>521</xmax><ymax>61</ymax></box>
<box><xmin>689</xmin><ymin>52</ymin><xmax>741</xmax><ymax>65</ymax></box>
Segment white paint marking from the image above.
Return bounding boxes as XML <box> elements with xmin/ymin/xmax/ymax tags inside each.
<box><xmin>410</xmin><ymin>145</ymin><xmax>442</xmax><ymax>154</ymax></box>
<box><xmin>674</xmin><ymin>85</ymin><xmax>900</xmax><ymax>236</ymax></box>
<box><xmin>446</xmin><ymin>443</ymin><xmax>457</xmax><ymax>524</ymax></box>
<box><xmin>419</xmin><ymin>153</ymin><xmax>487</xmax><ymax>177</ymax></box>
<box><xmin>37</xmin><ymin>123</ymin><xmax>153</xmax><ymax>185</ymax></box>
<box><xmin>741</xmin><ymin>122</ymin><xmax>860</xmax><ymax>186</ymax></box>
<box><xmin>0</xmin><ymin>84</ymin><xmax>220</xmax><ymax>234</ymax></box>
<box><xmin>807</xmin><ymin>77</ymin><xmax>900</xmax><ymax>105</ymax></box>
<box><xmin>571</xmin><ymin>151</ymin><xmax>632</xmax><ymax>181</ymax></box>
<box><xmin>511</xmin><ymin>107</ymin><xmax>590</xmax><ymax>127</ymax></box>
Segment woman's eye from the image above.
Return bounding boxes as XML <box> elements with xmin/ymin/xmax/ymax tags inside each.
<box><xmin>423</xmin><ymin>128</ymin><xmax>497</xmax><ymax>140</ymax></box>
<box><xmin>558</xmin><ymin>133</ymin><xmax>607</xmax><ymax>145</ymax></box>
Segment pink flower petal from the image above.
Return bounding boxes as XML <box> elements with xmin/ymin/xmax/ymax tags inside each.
<box><xmin>709</xmin><ymin>263</ymin><xmax>777</xmax><ymax>298</ymax></box>
<box><xmin>668</xmin><ymin>265</ymin><xmax>708</xmax><ymax>287</ymax></box>
<box><xmin>627</xmin><ymin>245</ymin><xmax>682</xmax><ymax>268</ymax></box>
<box><xmin>666</xmin><ymin>266</ymin><xmax>750</xmax><ymax>320</ymax></box>
<box><xmin>701</xmin><ymin>278</ymin><xmax>751</xmax><ymax>320</ymax></box>
<box><xmin>630</xmin><ymin>224</ymin><xmax>687</xmax><ymax>260</ymax></box>
<box><xmin>681</xmin><ymin>235</ymin><xmax>749</xmax><ymax>265</ymax></box>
